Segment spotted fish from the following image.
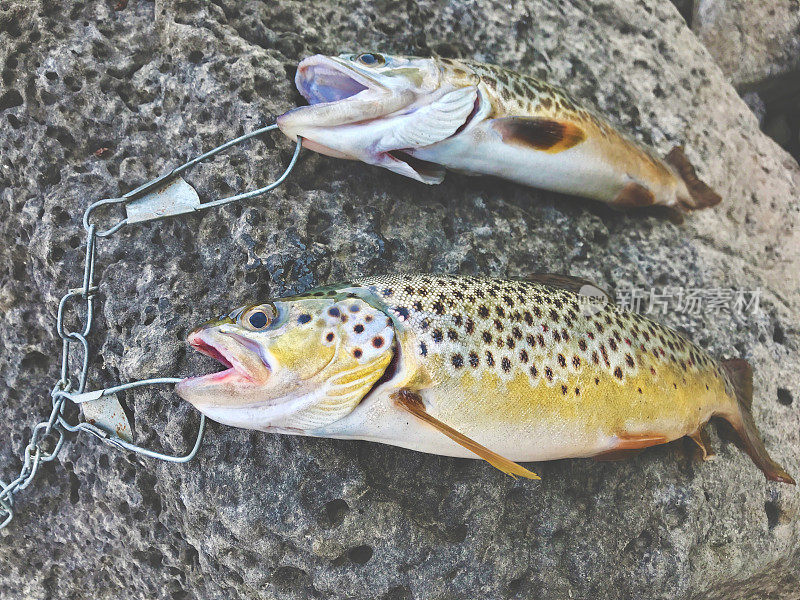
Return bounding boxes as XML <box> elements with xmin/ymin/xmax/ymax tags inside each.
<box><xmin>176</xmin><ymin>274</ymin><xmax>793</xmax><ymax>484</ymax></box>
<box><xmin>277</xmin><ymin>53</ymin><xmax>722</xmax><ymax>220</ymax></box>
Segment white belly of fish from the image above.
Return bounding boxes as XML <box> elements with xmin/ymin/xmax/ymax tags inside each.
<box><xmin>313</xmin><ymin>387</ymin><xmax>615</xmax><ymax>463</ymax></box>
<box><xmin>408</xmin><ymin>125</ymin><xmax>627</xmax><ymax>203</ymax></box>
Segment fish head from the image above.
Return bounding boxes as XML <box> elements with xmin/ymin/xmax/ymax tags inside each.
<box><xmin>277</xmin><ymin>53</ymin><xmax>482</xmax><ymax>183</ymax></box>
<box><xmin>176</xmin><ymin>295</ymin><xmax>396</xmax><ymax>432</ymax></box>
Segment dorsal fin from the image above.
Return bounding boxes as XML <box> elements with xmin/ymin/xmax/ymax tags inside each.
<box><xmin>520</xmin><ymin>273</ymin><xmax>615</xmax><ymax>304</ymax></box>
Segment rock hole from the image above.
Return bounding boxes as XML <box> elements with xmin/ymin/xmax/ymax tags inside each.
<box><xmin>20</xmin><ymin>350</ymin><xmax>48</xmax><ymax>371</ymax></box>
<box><xmin>383</xmin><ymin>585</ymin><xmax>412</xmax><ymax>600</ymax></box>
<box><xmin>348</xmin><ymin>545</ymin><xmax>373</xmax><ymax>564</ymax></box>
<box><xmin>764</xmin><ymin>500</ymin><xmax>780</xmax><ymax>529</ymax></box>
<box><xmin>777</xmin><ymin>388</ymin><xmax>793</xmax><ymax>406</ymax></box>
<box><xmin>272</xmin><ymin>566</ymin><xmax>306</xmax><ymax>590</ymax></box>
<box><xmin>68</xmin><ymin>469</ymin><xmax>80</xmax><ymax>504</ymax></box>
<box><xmin>773</xmin><ymin>322</ymin><xmax>785</xmax><ymax>344</ymax></box>
<box><xmin>324</xmin><ymin>498</ymin><xmax>349</xmax><ymax>526</ymax></box>
<box><xmin>0</xmin><ymin>89</ymin><xmax>23</xmax><ymax>110</ymax></box>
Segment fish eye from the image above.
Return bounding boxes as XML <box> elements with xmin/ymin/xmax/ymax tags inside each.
<box><xmin>356</xmin><ymin>53</ymin><xmax>385</xmax><ymax>67</ymax></box>
<box><xmin>241</xmin><ymin>304</ymin><xmax>276</xmax><ymax>331</ymax></box>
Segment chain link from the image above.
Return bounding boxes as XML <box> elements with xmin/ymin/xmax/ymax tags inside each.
<box><xmin>0</xmin><ymin>126</ymin><xmax>302</xmax><ymax>531</ymax></box>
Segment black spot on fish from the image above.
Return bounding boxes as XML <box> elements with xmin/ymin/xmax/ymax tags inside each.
<box><xmin>354</xmin><ymin>324</ymin><xmax>365</xmax><ymax>334</ymax></box>
<box><xmin>329</xmin><ymin>307</ymin><xmax>340</xmax><ymax>317</ymax></box>
<box><xmin>626</xmin><ymin>354</ymin><xmax>635</xmax><ymax>368</ymax></box>
<box><xmin>465</xmin><ymin>318</ymin><xmax>475</xmax><ymax>334</ymax></box>
<box><xmin>383</xmin><ymin>288</ymin><xmax>394</xmax><ymax>297</ymax></box>
<box><xmin>372</xmin><ymin>337</ymin><xmax>384</xmax><ymax>348</ymax></box>
<box><xmin>545</xmin><ymin>367</ymin><xmax>553</xmax><ymax>381</ymax></box>
<box><xmin>523</xmin><ymin>311</ymin><xmax>533</xmax><ymax>325</ymax></box>
<box><xmin>420</xmin><ymin>342</ymin><xmax>428</xmax><ymax>356</ymax></box>
<box><xmin>413</xmin><ymin>300</ymin><xmax>423</xmax><ymax>311</ymax></box>
<box><xmin>506</xmin><ymin>336</ymin><xmax>515</xmax><ymax>349</ymax></box>
<box><xmin>298</xmin><ymin>314</ymin><xmax>311</xmax><ymax>324</ymax></box>
<box><xmin>354</xmin><ymin>349</ymin><xmax>363</xmax><ymax>359</ymax></box>
<box><xmin>494</xmin><ymin>319</ymin><xmax>504</xmax><ymax>331</ymax></box>
<box><xmin>404</xmin><ymin>285</ymin><xmax>415</xmax><ymax>295</ymax></box>
<box><xmin>512</xmin><ymin>326</ymin><xmax>522</xmax><ymax>339</ymax></box>
<box><xmin>557</xmin><ymin>354</ymin><xmax>566</xmax><ymax>368</ymax></box>
<box><xmin>483</xmin><ymin>331</ymin><xmax>493</xmax><ymax>343</ymax></box>
<box><xmin>478</xmin><ymin>305</ymin><xmax>489</xmax><ymax>317</ymax></box>
<box><xmin>326</xmin><ymin>333</ymin><xmax>334</xmax><ymax>342</ymax></box>
<box><xmin>501</xmin><ymin>357</ymin><xmax>511</xmax><ymax>372</ymax></box>
<box><xmin>520</xmin><ymin>349</ymin><xmax>529</xmax><ymax>363</ymax></box>
<box><xmin>533</xmin><ymin>306</ymin><xmax>542</xmax><ymax>318</ymax></box>
<box><xmin>395</xmin><ymin>307</ymin><xmax>410</xmax><ymax>321</ymax></box>
<box><xmin>452</xmin><ymin>354</ymin><xmax>464</xmax><ymax>368</ymax></box>
<box><xmin>349</xmin><ymin>304</ymin><xmax>360</xmax><ymax>312</ymax></box>
<box><xmin>448</xmin><ymin>329</ymin><xmax>458</xmax><ymax>341</ymax></box>
<box><xmin>486</xmin><ymin>351</ymin><xmax>495</xmax><ymax>367</ymax></box>
<box><xmin>432</xmin><ymin>329</ymin><xmax>443</xmax><ymax>343</ymax></box>
<box><xmin>578</xmin><ymin>339</ymin><xmax>587</xmax><ymax>351</ymax></box>
<box><xmin>614</xmin><ymin>366</ymin><xmax>623</xmax><ymax>379</ymax></box>
<box><xmin>572</xmin><ymin>356</ymin><xmax>580</xmax><ymax>368</ymax></box>
<box><xmin>526</xmin><ymin>334</ymin><xmax>536</xmax><ymax>347</ymax></box>
<box><xmin>432</xmin><ymin>301</ymin><xmax>445</xmax><ymax>315</ymax></box>
<box><xmin>530</xmin><ymin>364</ymin><xmax>538</xmax><ymax>377</ymax></box>
<box><xmin>469</xmin><ymin>352</ymin><xmax>479</xmax><ymax>367</ymax></box>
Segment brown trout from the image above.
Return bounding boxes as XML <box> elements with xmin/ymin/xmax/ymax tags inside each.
<box><xmin>176</xmin><ymin>274</ymin><xmax>793</xmax><ymax>484</ymax></box>
<box><xmin>277</xmin><ymin>54</ymin><xmax>721</xmax><ymax>219</ymax></box>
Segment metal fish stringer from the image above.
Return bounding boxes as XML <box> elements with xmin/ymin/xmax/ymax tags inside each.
<box><xmin>0</xmin><ymin>125</ymin><xmax>303</xmax><ymax>531</ymax></box>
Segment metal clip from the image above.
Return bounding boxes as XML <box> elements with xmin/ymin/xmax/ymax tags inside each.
<box><xmin>56</xmin><ymin>378</ymin><xmax>206</xmax><ymax>463</ymax></box>
<box><xmin>83</xmin><ymin>124</ymin><xmax>302</xmax><ymax>236</ymax></box>
<box><xmin>125</xmin><ymin>177</ymin><xmax>201</xmax><ymax>224</ymax></box>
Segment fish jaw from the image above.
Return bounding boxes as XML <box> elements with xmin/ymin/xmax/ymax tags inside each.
<box><xmin>176</xmin><ymin>327</ymin><xmax>272</xmax><ymax>406</ymax></box>
<box><xmin>277</xmin><ymin>55</ymin><xmax>415</xmax><ymax>140</ymax></box>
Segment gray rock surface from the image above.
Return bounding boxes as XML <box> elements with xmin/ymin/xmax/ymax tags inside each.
<box><xmin>692</xmin><ymin>0</ymin><xmax>800</xmax><ymax>92</ymax></box>
<box><xmin>1</xmin><ymin>1</ymin><xmax>799</xmax><ymax>599</ymax></box>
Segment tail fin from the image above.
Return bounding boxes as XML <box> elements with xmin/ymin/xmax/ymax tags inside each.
<box><xmin>719</xmin><ymin>358</ymin><xmax>795</xmax><ymax>485</ymax></box>
<box><xmin>665</xmin><ymin>146</ymin><xmax>722</xmax><ymax>211</ymax></box>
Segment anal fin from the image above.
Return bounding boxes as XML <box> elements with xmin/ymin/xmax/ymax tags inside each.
<box><xmin>392</xmin><ymin>389</ymin><xmax>540</xmax><ymax>480</ymax></box>
<box><xmin>594</xmin><ymin>433</ymin><xmax>669</xmax><ymax>461</ymax></box>
<box><xmin>614</xmin><ymin>182</ymin><xmax>656</xmax><ymax>208</ymax></box>
<box><xmin>689</xmin><ymin>427</ymin><xmax>716</xmax><ymax>461</ymax></box>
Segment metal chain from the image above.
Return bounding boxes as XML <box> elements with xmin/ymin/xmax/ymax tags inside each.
<box><xmin>0</xmin><ymin>125</ymin><xmax>302</xmax><ymax>531</ymax></box>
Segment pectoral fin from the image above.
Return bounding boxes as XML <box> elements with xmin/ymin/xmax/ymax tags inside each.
<box><xmin>392</xmin><ymin>389</ymin><xmax>540</xmax><ymax>480</ymax></box>
<box><xmin>492</xmin><ymin>117</ymin><xmax>586</xmax><ymax>153</ymax></box>
<box><xmin>381</xmin><ymin>86</ymin><xmax>479</xmax><ymax>149</ymax></box>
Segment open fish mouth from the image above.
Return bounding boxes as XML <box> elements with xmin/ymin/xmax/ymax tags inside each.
<box><xmin>295</xmin><ymin>56</ymin><xmax>374</xmax><ymax>105</ymax></box>
<box><xmin>180</xmin><ymin>329</ymin><xmax>271</xmax><ymax>388</ymax></box>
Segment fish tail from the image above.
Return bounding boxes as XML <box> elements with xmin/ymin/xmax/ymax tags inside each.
<box><xmin>665</xmin><ymin>145</ymin><xmax>722</xmax><ymax>212</ymax></box>
<box><xmin>717</xmin><ymin>358</ymin><xmax>795</xmax><ymax>485</ymax></box>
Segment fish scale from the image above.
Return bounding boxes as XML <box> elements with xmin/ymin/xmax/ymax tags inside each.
<box><xmin>356</xmin><ymin>274</ymin><xmax>719</xmax><ymax>387</ymax></box>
